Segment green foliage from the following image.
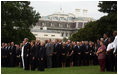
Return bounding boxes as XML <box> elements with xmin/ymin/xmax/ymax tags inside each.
<box><xmin>63</xmin><ymin>37</ymin><xmax>68</xmax><ymax>42</ymax></box>
<box><xmin>70</xmin><ymin>1</ymin><xmax>117</xmax><ymax>42</ymax></box>
<box><xmin>98</xmin><ymin>1</ymin><xmax>117</xmax><ymax>13</ymax></box>
<box><xmin>1</xmin><ymin>1</ymin><xmax>40</xmax><ymax>44</ymax></box>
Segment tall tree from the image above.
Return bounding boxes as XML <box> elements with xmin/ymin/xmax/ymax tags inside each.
<box><xmin>69</xmin><ymin>1</ymin><xmax>117</xmax><ymax>42</ymax></box>
<box><xmin>98</xmin><ymin>1</ymin><xmax>117</xmax><ymax>14</ymax></box>
<box><xmin>1</xmin><ymin>1</ymin><xmax>40</xmax><ymax>43</ymax></box>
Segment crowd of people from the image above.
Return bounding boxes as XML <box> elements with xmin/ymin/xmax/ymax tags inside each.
<box><xmin>1</xmin><ymin>31</ymin><xmax>117</xmax><ymax>72</ymax></box>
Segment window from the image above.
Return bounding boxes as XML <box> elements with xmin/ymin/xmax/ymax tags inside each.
<box><xmin>51</xmin><ymin>35</ymin><xmax>55</xmax><ymax>37</ymax></box>
<box><xmin>78</xmin><ymin>22</ymin><xmax>83</xmax><ymax>28</ymax></box>
<box><xmin>61</xmin><ymin>33</ymin><xmax>64</xmax><ymax>37</ymax></box>
<box><xmin>44</xmin><ymin>34</ymin><xmax>48</xmax><ymax>36</ymax></box>
<box><xmin>66</xmin><ymin>33</ymin><xmax>68</xmax><ymax>37</ymax></box>
<box><xmin>40</xmin><ymin>28</ymin><xmax>43</xmax><ymax>30</ymax></box>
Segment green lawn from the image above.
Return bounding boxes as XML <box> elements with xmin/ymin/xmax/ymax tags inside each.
<box><xmin>1</xmin><ymin>65</ymin><xmax>117</xmax><ymax>74</ymax></box>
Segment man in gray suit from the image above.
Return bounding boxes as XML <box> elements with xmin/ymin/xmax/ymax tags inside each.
<box><xmin>45</xmin><ymin>39</ymin><xmax>54</xmax><ymax>68</ymax></box>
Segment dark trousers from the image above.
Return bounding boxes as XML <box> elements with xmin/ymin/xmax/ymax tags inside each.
<box><xmin>3</xmin><ymin>57</ymin><xmax>8</xmax><ymax>67</ymax></box>
<box><xmin>78</xmin><ymin>55</ymin><xmax>81</xmax><ymax>66</ymax></box>
<box><xmin>31</xmin><ymin>59</ymin><xmax>36</xmax><ymax>70</ymax></box>
<box><xmin>98</xmin><ymin>59</ymin><xmax>105</xmax><ymax>72</ymax></box>
<box><xmin>24</xmin><ymin>57</ymin><xmax>30</xmax><ymax>70</ymax></box>
<box><xmin>106</xmin><ymin>54</ymin><xmax>114</xmax><ymax>71</ymax></box>
<box><xmin>52</xmin><ymin>54</ymin><xmax>58</xmax><ymax>68</ymax></box>
<box><xmin>38</xmin><ymin>59</ymin><xmax>45</xmax><ymax>71</ymax></box>
<box><xmin>85</xmin><ymin>54</ymin><xmax>89</xmax><ymax>66</ymax></box>
<box><xmin>46</xmin><ymin>56</ymin><xmax>52</xmax><ymax>68</ymax></box>
<box><xmin>9</xmin><ymin>55</ymin><xmax>15</xmax><ymax>67</ymax></box>
<box><xmin>66</xmin><ymin>56</ymin><xmax>70</xmax><ymax>67</ymax></box>
<box><xmin>114</xmin><ymin>55</ymin><xmax>117</xmax><ymax>72</ymax></box>
<box><xmin>73</xmin><ymin>54</ymin><xmax>78</xmax><ymax>66</ymax></box>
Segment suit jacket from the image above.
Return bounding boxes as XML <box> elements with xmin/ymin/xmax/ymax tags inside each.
<box><xmin>24</xmin><ymin>42</ymin><xmax>31</xmax><ymax>58</ymax></box>
<box><xmin>16</xmin><ymin>47</ymin><xmax>21</xmax><ymax>57</ymax></box>
<box><xmin>80</xmin><ymin>45</ymin><xmax>86</xmax><ymax>55</ymax></box>
<box><xmin>72</xmin><ymin>45</ymin><xmax>78</xmax><ymax>54</ymax></box>
<box><xmin>45</xmin><ymin>43</ymin><xmax>53</xmax><ymax>56</ymax></box>
<box><xmin>4</xmin><ymin>47</ymin><xmax>9</xmax><ymax>56</ymax></box>
<box><xmin>65</xmin><ymin>44</ymin><xmax>70</xmax><ymax>52</ymax></box>
<box><xmin>38</xmin><ymin>46</ymin><xmax>46</xmax><ymax>58</ymax></box>
<box><xmin>35</xmin><ymin>43</ymin><xmax>40</xmax><ymax>58</ymax></box>
<box><xmin>10</xmin><ymin>46</ymin><xmax>16</xmax><ymax>56</ymax></box>
<box><xmin>104</xmin><ymin>38</ymin><xmax>109</xmax><ymax>48</ymax></box>
<box><xmin>57</xmin><ymin>43</ymin><xmax>63</xmax><ymax>55</ymax></box>
<box><xmin>30</xmin><ymin>45</ymin><xmax>37</xmax><ymax>58</ymax></box>
<box><xmin>53</xmin><ymin>43</ymin><xmax>58</xmax><ymax>53</ymax></box>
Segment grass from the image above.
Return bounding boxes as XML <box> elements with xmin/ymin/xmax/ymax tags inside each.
<box><xmin>1</xmin><ymin>65</ymin><xmax>117</xmax><ymax>74</ymax></box>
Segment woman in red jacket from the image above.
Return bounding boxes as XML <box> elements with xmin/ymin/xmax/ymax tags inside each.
<box><xmin>96</xmin><ymin>41</ymin><xmax>106</xmax><ymax>72</ymax></box>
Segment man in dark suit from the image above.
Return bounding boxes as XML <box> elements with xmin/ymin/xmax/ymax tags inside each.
<box><xmin>23</xmin><ymin>38</ymin><xmax>31</xmax><ymax>70</ymax></box>
<box><xmin>72</xmin><ymin>42</ymin><xmax>79</xmax><ymax>66</ymax></box>
<box><xmin>35</xmin><ymin>39</ymin><xmax>41</xmax><ymax>69</ymax></box>
<box><xmin>9</xmin><ymin>42</ymin><xmax>16</xmax><ymax>67</ymax></box>
<box><xmin>30</xmin><ymin>41</ymin><xmax>37</xmax><ymax>71</ymax></box>
<box><xmin>84</xmin><ymin>41</ymin><xmax>89</xmax><ymax>66</ymax></box>
<box><xmin>103</xmin><ymin>33</ymin><xmax>109</xmax><ymax>71</ymax></box>
<box><xmin>37</xmin><ymin>41</ymin><xmax>46</xmax><ymax>71</ymax></box>
<box><xmin>106</xmin><ymin>37</ymin><xmax>114</xmax><ymax>71</ymax></box>
<box><xmin>52</xmin><ymin>39</ymin><xmax>58</xmax><ymax>68</ymax></box>
<box><xmin>15</xmin><ymin>45</ymin><xmax>21</xmax><ymax>67</ymax></box>
<box><xmin>81</xmin><ymin>41</ymin><xmax>86</xmax><ymax>66</ymax></box>
<box><xmin>1</xmin><ymin>43</ymin><xmax>5</xmax><ymax>67</ymax></box>
<box><xmin>4</xmin><ymin>43</ymin><xmax>9</xmax><ymax>67</ymax></box>
<box><xmin>103</xmin><ymin>33</ymin><xmax>109</xmax><ymax>48</ymax></box>
<box><xmin>65</xmin><ymin>40</ymin><xmax>71</xmax><ymax>67</ymax></box>
<box><xmin>77</xmin><ymin>42</ymin><xmax>82</xmax><ymax>66</ymax></box>
<box><xmin>7</xmin><ymin>43</ymin><xmax>11</xmax><ymax>67</ymax></box>
<box><xmin>45</xmin><ymin>39</ymin><xmax>53</xmax><ymax>68</ymax></box>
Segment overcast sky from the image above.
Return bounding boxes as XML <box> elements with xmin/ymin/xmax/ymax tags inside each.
<box><xmin>30</xmin><ymin>1</ymin><xmax>108</xmax><ymax>20</ymax></box>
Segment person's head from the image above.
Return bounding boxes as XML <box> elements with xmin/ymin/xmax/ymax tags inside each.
<box><xmin>85</xmin><ymin>41</ymin><xmax>88</xmax><ymax>45</ymax></box>
<box><xmin>79</xmin><ymin>42</ymin><xmax>82</xmax><ymax>45</ymax></box>
<box><xmin>40</xmin><ymin>41</ymin><xmax>45</xmax><ymax>46</ymax></box>
<box><xmin>30</xmin><ymin>40</ymin><xmax>35</xmax><ymax>47</ymax></box>
<box><xmin>89</xmin><ymin>42</ymin><xmax>92</xmax><ymax>46</ymax></box>
<box><xmin>94</xmin><ymin>43</ymin><xmax>97</xmax><ymax>47</ymax></box>
<box><xmin>58</xmin><ymin>39</ymin><xmax>62</xmax><ymax>43</ymax></box>
<box><xmin>36</xmin><ymin>39</ymin><xmax>40</xmax><ymax>44</ymax></box>
<box><xmin>67</xmin><ymin>40</ymin><xmax>71</xmax><ymax>44</ymax></box>
<box><xmin>5</xmin><ymin>43</ymin><xmax>7</xmax><ymax>47</ymax></box>
<box><xmin>22</xmin><ymin>41</ymin><xmax>25</xmax><ymax>46</ymax></box>
<box><xmin>17</xmin><ymin>44</ymin><xmax>20</xmax><ymax>48</ymax></box>
<box><xmin>103</xmin><ymin>33</ymin><xmax>108</xmax><ymax>39</ymax></box>
<box><xmin>100</xmin><ymin>41</ymin><xmax>104</xmax><ymax>46</ymax></box>
<box><xmin>113</xmin><ymin>31</ymin><xmax>117</xmax><ymax>37</ymax></box>
<box><xmin>24</xmin><ymin>38</ymin><xmax>29</xmax><ymax>43</ymax></box>
<box><xmin>77</xmin><ymin>42</ymin><xmax>80</xmax><ymax>46</ymax></box>
<box><xmin>2</xmin><ymin>43</ymin><xmax>5</xmax><ymax>47</ymax></box>
<box><xmin>63</xmin><ymin>42</ymin><xmax>66</xmax><ymax>47</ymax></box>
<box><xmin>11</xmin><ymin>42</ymin><xmax>14</xmax><ymax>46</ymax></box>
<box><xmin>108</xmin><ymin>37</ymin><xmax>114</xmax><ymax>43</ymax></box>
<box><xmin>100</xmin><ymin>38</ymin><xmax>104</xmax><ymax>41</ymax></box>
<box><xmin>8</xmin><ymin>43</ymin><xmax>10</xmax><ymax>46</ymax></box>
<box><xmin>55</xmin><ymin>39</ymin><xmax>58</xmax><ymax>43</ymax></box>
<box><xmin>82</xmin><ymin>41</ymin><xmax>85</xmax><ymax>44</ymax></box>
<box><xmin>73</xmin><ymin>42</ymin><xmax>76</xmax><ymax>45</ymax></box>
<box><xmin>97</xmin><ymin>39</ymin><xmax>100</xmax><ymax>43</ymax></box>
<box><xmin>45</xmin><ymin>40</ymin><xmax>48</xmax><ymax>44</ymax></box>
<box><xmin>48</xmin><ymin>39</ymin><xmax>51</xmax><ymax>43</ymax></box>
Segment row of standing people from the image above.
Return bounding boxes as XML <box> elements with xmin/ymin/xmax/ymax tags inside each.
<box><xmin>96</xmin><ymin>31</ymin><xmax>117</xmax><ymax>72</ymax></box>
<box><xmin>1</xmin><ymin>31</ymin><xmax>117</xmax><ymax>72</ymax></box>
<box><xmin>1</xmin><ymin>39</ymin><xmax>99</xmax><ymax>71</ymax></box>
